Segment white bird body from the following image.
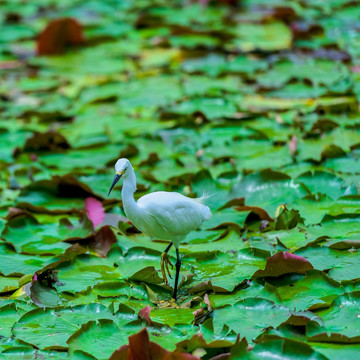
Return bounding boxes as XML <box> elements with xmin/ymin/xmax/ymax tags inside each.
<box><xmin>109</xmin><ymin>158</ymin><xmax>211</xmax><ymax>299</ymax></box>
<box><xmin>117</xmin><ymin>159</ymin><xmax>211</xmax><ymax>247</ymax></box>
<box><xmin>131</xmin><ymin>191</ymin><xmax>211</xmax><ymax>247</ymax></box>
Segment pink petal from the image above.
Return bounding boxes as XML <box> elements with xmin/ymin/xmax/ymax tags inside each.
<box><xmin>85</xmin><ymin>197</ymin><xmax>105</xmax><ymax>229</ymax></box>
<box><xmin>289</xmin><ymin>135</ymin><xmax>298</xmax><ymax>155</ymax></box>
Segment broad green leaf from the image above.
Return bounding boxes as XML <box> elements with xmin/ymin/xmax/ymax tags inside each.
<box><xmin>209</xmin><ymin>281</ymin><xmax>281</xmax><ymax>308</ymax></box>
<box><xmin>0</xmin><ymin>243</ymin><xmax>52</xmax><ymax>276</ymax></box>
<box><xmin>307</xmin><ymin>292</ymin><xmax>360</xmax><ymax>342</ymax></box>
<box><xmin>311</xmin><ymin>342</ymin><xmax>360</xmax><ymax>360</ymax></box>
<box><xmin>67</xmin><ymin>320</ymin><xmax>127</xmax><ymax>360</ymax></box>
<box><xmin>0</xmin><ymin>304</ymin><xmax>26</xmax><ymax>338</ymax></box>
<box><xmin>295</xmin><ymin>171</ymin><xmax>347</xmax><ymax>200</ymax></box>
<box><xmin>188</xmin><ymin>250</ymin><xmax>265</xmax><ymax>293</ymax></box>
<box><xmin>13</xmin><ymin>304</ymin><xmax>115</xmax><ymax>349</ymax></box>
<box><xmin>150</xmin><ymin>308</ymin><xmax>195</xmax><ymax>327</ymax></box>
<box><xmin>249</xmin><ymin>339</ymin><xmax>327</xmax><ymax>360</ymax></box>
<box><xmin>3</xmin><ymin>215</ymin><xmax>70</xmax><ymax>255</ymax></box>
<box><xmin>231</xmin><ymin>170</ymin><xmax>308</xmax><ymax>215</ymax></box>
<box><xmin>212</xmin><ymin>298</ymin><xmax>291</xmax><ymax>342</ymax></box>
<box><xmin>230</xmin><ymin>22</ymin><xmax>292</xmax><ymax>52</ymax></box>
<box><xmin>277</xmin><ymin>270</ymin><xmax>344</xmax><ymax>311</ymax></box>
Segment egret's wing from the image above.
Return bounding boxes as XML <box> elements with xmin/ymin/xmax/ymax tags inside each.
<box><xmin>138</xmin><ymin>192</ymin><xmax>207</xmax><ymax>236</ymax></box>
<box><xmin>154</xmin><ymin>205</ymin><xmax>204</xmax><ymax>236</ymax></box>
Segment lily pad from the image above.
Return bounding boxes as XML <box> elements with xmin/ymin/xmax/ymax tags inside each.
<box><xmin>13</xmin><ymin>304</ymin><xmax>115</xmax><ymax>349</ymax></box>
<box><xmin>212</xmin><ymin>297</ymin><xmax>292</xmax><ymax>342</ymax></box>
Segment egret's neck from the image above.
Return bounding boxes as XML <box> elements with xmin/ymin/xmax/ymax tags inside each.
<box><xmin>121</xmin><ymin>165</ymin><xmax>138</xmax><ymax>219</ymax></box>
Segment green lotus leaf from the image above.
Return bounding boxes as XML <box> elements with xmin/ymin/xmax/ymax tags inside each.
<box><xmin>231</xmin><ymin>169</ymin><xmax>308</xmax><ymax>215</ymax></box>
<box><xmin>0</xmin><ymin>276</ymin><xmax>19</xmax><ymax>293</ymax></box>
<box><xmin>150</xmin><ymin>308</ymin><xmax>195</xmax><ymax>327</ymax></box>
<box><xmin>305</xmin><ymin>214</ymin><xmax>360</xmax><ymax>240</ymax></box>
<box><xmin>0</xmin><ymin>347</ymin><xmax>68</xmax><ymax>360</ymax></box>
<box><xmin>257</xmin><ymin>59</ymin><xmax>350</xmax><ymax>89</ymax></box>
<box><xmin>230</xmin><ymin>22</ymin><xmax>292</xmax><ymax>52</ymax></box>
<box><xmin>0</xmin><ymin>243</ymin><xmax>52</xmax><ymax>276</ymax></box>
<box><xmin>295</xmin><ymin>171</ymin><xmax>347</xmax><ymax>200</ymax></box>
<box><xmin>209</xmin><ymin>281</ymin><xmax>281</xmax><ymax>308</ymax></box>
<box><xmin>189</xmin><ymin>250</ymin><xmax>266</xmax><ymax>293</ymax></box>
<box><xmin>250</xmin><ymin>338</ymin><xmax>327</xmax><ymax>359</ymax></box>
<box><xmin>212</xmin><ymin>297</ymin><xmax>292</xmax><ymax>342</ymax></box>
<box><xmin>67</xmin><ymin>320</ymin><xmax>127</xmax><ymax>360</ymax></box>
<box><xmin>12</xmin><ymin>304</ymin><xmax>115</xmax><ymax>349</ymax></box>
<box><xmin>166</xmin><ymin>97</ymin><xmax>238</xmax><ymax>120</ymax></box>
<box><xmin>307</xmin><ymin>292</ymin><xmax>360</xmax><ymax>342</ymax></box>
<box><xmin>0</xmin><ymin>304</ymin><xmax>26</xmax><ymax>338</ymax></box>
<box><xmin>56</xmin><ymin>254</ymin><xmax>122</xmax><ymax>293</ymax></box>
<box><xmin>2</xmin><ymin>215</ymin><xmax>70</xmax><ymax>255</ymax></box>
<box><xmin>295</xmin><ymin>246</ymin><xmax>359</xmax><ymax>273</ymax></box>
<box><xmin>311</xmin><ymin>342</ymin><xmax>360</xmax><ymax>360</ymax></box>
<box><xmin>277</xmin><ymin>270</ymin><xmax>344</xmax><ymax>311</ymax></box>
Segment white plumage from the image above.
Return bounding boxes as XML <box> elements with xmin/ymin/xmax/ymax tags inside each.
<box><xmin>136</xmin><ymin>192</ymin><xmax>211</xmax><ymax>247</ymax></box>
<box><xmin>108</xmin><ymin>158</ymin><xmax>211</xmax><ymax>300</ymax></box>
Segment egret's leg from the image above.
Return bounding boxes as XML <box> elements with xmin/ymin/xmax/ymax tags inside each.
<box><xmin>172</xmin><ymin>248</ymin><xmax>181</xmax><ymax>301</ymax></box>
<box><xmin>161</xmin><ymin>242</ymin><xmax>173</xmax><ymax>284</ymax></box>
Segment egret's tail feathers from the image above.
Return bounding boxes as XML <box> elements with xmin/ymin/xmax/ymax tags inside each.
<box><xmin>194</xmin><ymin>191</ymin><xmax>213</xmax><ymax>204</ymax></box>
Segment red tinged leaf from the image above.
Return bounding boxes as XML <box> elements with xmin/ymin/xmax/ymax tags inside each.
<box><xmin>88</xmin><ymin>225</ymin><xmax>116</xmax><ymax>257</ymax></box>
<box><xmin>85</xmin><ymin>197</ymin><xmax>105</xmax><ymax>229</ymax></box>
<box><xmin>207</xmin><ymin>354</ymin><xmax>230</xmax><ymax>360</ymax></box>
<box><xmin>253</xmin><ymin>251</ymin><xmax>313</xmax><ymax>278</ymax></box>
<box><xmin>128</xmin><ymin>328</ymin><xmax>153</xmax><ymax>360</ymax></box>
<box><xmin>204</xmin><ymin>293</ymin><xmax>213</xmax><ymax>311</ymax></box>
<box><xmin>218</xmin><ymin>197</ymin><xmax>245</xmax><ymax>210</ymax></box>
<box><xmin>234</xmin><ymin>205</ymin><xmax>273</xmax><ymax>221</ymax></box>
<box><xmin>109</xmin><ymin>328</ymin><xmax>200</xmax><ymax>360</ymax></box>
<box><xmin>192</xmin><ymin>308</ymin><xmax>204</xmax><ymax>318</ymax></box>
<box><xmin>24</xmin><ymin>130</ymin><xmax>70</xmax><ymax>152</ymax></box>
<box><xmin>37</xmin><ymin>18</ymin><xmax>84</xmax><ymax>55</ymax></box>
<box><xmin>163</xmin><ymin>353</ymin><xmax>200</xmax><ymax>360</ymax></box>
<box><xmin>6</xmin><ymin>208</ymin><xmax>37</xmax><ymax>221</ymax></box>
<box><xmin>108</xmin><ymin>345</ymin><xmax>128</xmax><ymax>360</ymax></box>
<box><xmin>138</xmin><ymin>306</ymin><xmax>152</xmax><ymax>326</ymax></box>
<box><xmin>109</xmin><ymin>328</ymin><xmax>168</xmax><ymax>360</ymax></box>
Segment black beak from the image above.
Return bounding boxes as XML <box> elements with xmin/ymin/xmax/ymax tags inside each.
<box><xmin>108</xmin><ymin>174</ymin><xmax>122</xmax><ymax>196</ymax></box>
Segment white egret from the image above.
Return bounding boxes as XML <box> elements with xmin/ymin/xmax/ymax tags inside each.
<box><xmin>108</xmin><ymin>158</ymin><xmax>211</xmax><ymax>300</ymax></box>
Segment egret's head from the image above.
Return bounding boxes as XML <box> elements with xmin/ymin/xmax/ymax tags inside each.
<box><xmin>108</xmin><ymin>158</ymin><xmax>130</xmax><ymax>196</ymax></box>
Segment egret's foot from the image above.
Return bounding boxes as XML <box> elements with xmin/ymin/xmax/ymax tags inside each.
<box><xmin>161</xmin><ymin>251</ymin><xmax>173</xmax><ymax>284</ymax></box>
<box><xmin>158</xmin><ymin>298</ymin><xmax>179</xmax><ymax>309</ymax></box>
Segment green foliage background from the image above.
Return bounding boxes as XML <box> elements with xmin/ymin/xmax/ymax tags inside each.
<box><xmin>0</xmin><ymin>0</ymin><xmax>360</xmax><ymax>359</ymax></box>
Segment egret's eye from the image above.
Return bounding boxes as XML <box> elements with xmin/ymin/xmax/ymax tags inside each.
<box><xmin>115</xmin><ymin>169</ymin><xmax>125</xmax><ymax>176</ymax></box>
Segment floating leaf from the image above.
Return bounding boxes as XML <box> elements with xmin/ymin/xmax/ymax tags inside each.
<box><xmin>37</xmin><ymin>18</ymin><xmax>84</xmax><ymax>55</ymax></box>
<box><xmin>138</xmin><ymin>305</ymin><xmax>152</xmax><ymax>326</ymax></box>
<box><xmin>307</xmin><ymin>292</ymin><xmax>360</xmax><ymax>343</ymax></box>
<box><xmin>13</xmin><ymin>304</ymin><xmax>114</xmax><ymax>349</ymax></box>
<box><xmin>67</xmin><ymin>320</ymin><xmax>127</xmax><ymax>360</ymax></box>
<box><xmin>212</xmin><ymin>298</ymin><xmax>292</xmax><ymax>342</ymax></box>
<box><xmin>249</xmin><ymin>338</ymin><xmax>327</xmax><ymax>360</ymax></box>
<box><xmin>253</xmin><ymin>252</ymin><xmax>313</xmax><ymax>278</ymax></box>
